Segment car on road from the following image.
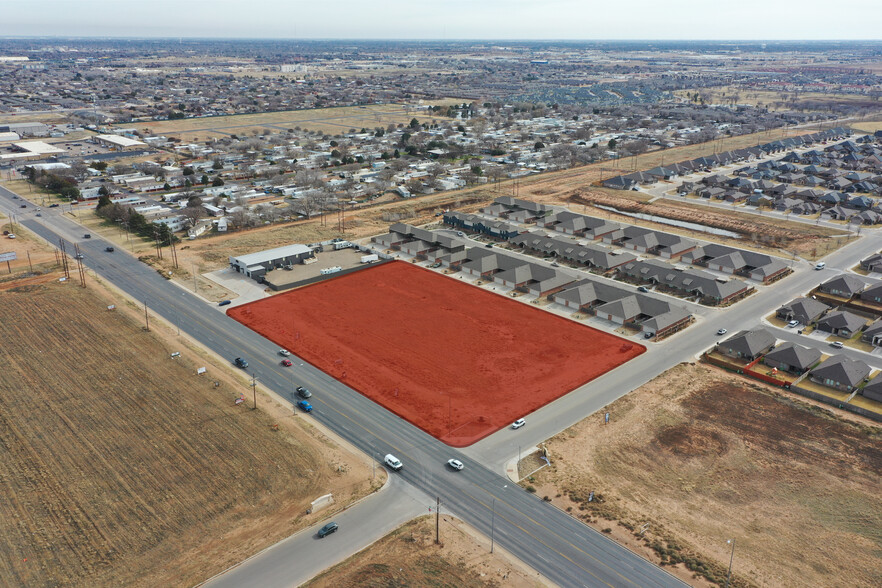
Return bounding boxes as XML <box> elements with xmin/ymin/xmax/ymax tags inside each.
<box><xmin>35</xmin><ymin>212</ymin><xmax>41</xmax><ymax>217</ymax></box>
<box><xmin>279</xmin><ymin>349</ymin><xmax>291</xmax><ymax>356</ymax></box>
<box><xmin>49</xmin><ymin>203</ymin><xmax>59</xmax><ymax>208</ymax></box>
<box><xmin>296</xmin><ymin>386</ymin><xmax>312</xmax><ymax>399</ymax></box>
<box><xmin>384</xmin><ymin>454</ymin><xmax>403</xmax><ymax>470</ymax></box>
<box><xmin>74</xmin><ymin>253</ymin><xmax>84</xmax><ymax>259</ymax></box>
<box><xmin>105</xmin><ymin>246</ymin><xmax>114</xmax><ymax>252</ymax></box>
<box><xmin>814</xmin><ymin>262</ymin><xmax>826</xmax><ymax>270</ymax></box>
<box><xmin>511</xmin><ymin>419</ymin><xmax>526</xmax><ymax>429</ymax></box>
<box><xmin>297</xmin><ymin>400</ymin><xmax>313</xmax><ymax>412</ymax></box>
<box><xmin>234</xmin><ymin>357</ymin><xmax>248</xmax><ymax>369</ymax></box>
<box><xmin>717</xmin><ymin>328</ymin><xmax>727</xmax><ymax>336</ymax></box>
<box><xmin>317</xmin><ymin>522</ymin><xmax>338</xmax><ymax>538</ymax></box>
<box><xmin>830</xmin><ymin>341</ymin><xmax>844</xmax><ymax>349</ymax></box>
<box><xmin>637</xmin><ymin>286</ymin><xmax>649</xmax><ymax>293</ymax></box>
<box><xmin>447</xmin><ymin>459</ymin><xmax>464</xmax><ymax>471</ymax></box>
<box><xmin>20</xmin><ymin>204</ymin><xmax>26</xmax><ymax>208</ymax></box>
<box><xmin>83</xmin><ymin>234</ymin><xmax>91</xmax><ymax>239</ymax></box>
<box><xmin>218</xmin><ymin>299</ymin><xmax>231</xmax><ymax>306</ymax></box>
<box><xmin>11</xmin><ymin>195</ymin><xmax>17</xmax><ymax>199</ymax></box>
<box><xmin>281</xmin><ymin>359</ymin><xmax>292</xmax><ymax>367</ymax></box>
<box><xmin>787</xmin><ymin>320</ymin><xmax>800</xmax><ymax>328</ymax></box>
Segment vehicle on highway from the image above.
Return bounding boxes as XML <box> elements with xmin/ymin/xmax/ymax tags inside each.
<box><xmin>74</xmin><ymin>253</ymin><xmax>84</xmax><ymax>259</ymax></box>
<box><xmin>296</xmin><ymin>386</ymin><xmax>312</xmax><ymax>399</ymax></box>
<box><xmin>717</xmin><ymin>328</ymin><xmax>727</xmax><ymax>336</ymax></box>
<box><xmin>218</xmin><ymin>300</ymin><xmax>231</xmax><ymax>306</ymax></box>
<box><xmin>511</xmin><ymin>419</ymin><xmax>526</xmax><ymax>429</ymax></box>
<box><xmin>49</xmin><ymin>203</ymin><xmax>59</xmax><ymax>208</ymax></box>
<box><xmin>105</xmin><ymin>246</ymin><xmax>114</xmax><ymax>252</ymax></box>
<box><xmin>447</xmin><ymin>459</ymin><xmax>464</xmax><ymax>471</ymax></box>
<box><xmin>384</xmin><ymin>454</ymin><xmax>403</xmax><ymax>470</ymax></box>
<box><xmin>317</xmin><ymin>522</ymin><xmax>338</xmax><ymax>538</ymax></box>
<box><xmin>787</xmin><ymin>320</ymin><xmax>800</xmax><ymax>328</ymax></box>
<box><xmin>35</xmin><ymin>212</ymin><xmax>41</xmax><ymax>217</ymax></box>
<box><xmin>279</xmin><ymin>349</ymin><xmax>291</xmax><ymax>356</ymax></box>
<box><xmin>814</xmin><ymin>262</ymin><xmax>826</xmax><ymax>270</ymax></box>
<box><xmin>830</xmin><ymin>341</ymin><xmax>844</xmax><ymax>349</ymax></box>
<box><xmin>234</xmin><ymin>357</ymin><xmax>248</xmax><ymax>369</ymax></box>
<box><xmin>20</xmin><ymin>204</ymin><xmax>26</xmax><ymax>208</ymax></box>
<box><xmin>281</xmin><ymin>359</ymin><xmax>292</xmax><ymax>367</ymax></box>
<box><xmin>83</xmin><ymin>234</ymin><xmax>91</xmax><ymax>239</ymax></box>
<box><xmin>297</xmin><ymin>400</ymin><xmax>313</xmax><ymax>412</ymax></box>
<box><xmin>11</xmin><ymin>195</ymin><xmax>17</xmax><ymax>199</ymax></box>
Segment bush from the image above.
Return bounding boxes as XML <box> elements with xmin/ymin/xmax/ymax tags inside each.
<box><xmin>602</xmin><ymin>528</ymin><xmax>612</xmax><ymax>534</ymax></box>
<box><xmin>526</xmin><ymin>485</ymin><xmax>536</xmax><ymax>493</ymax></box>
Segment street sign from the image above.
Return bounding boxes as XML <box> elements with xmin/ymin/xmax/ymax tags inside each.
<box><xmin>0</xmin><ymin>251</ymin><xmax>16</xmax><ymax>262</ymax></box>
<box><xmin>604</xmin><ymin>412</ymin><xmax>610</xmax><ymax>424</ymax></box>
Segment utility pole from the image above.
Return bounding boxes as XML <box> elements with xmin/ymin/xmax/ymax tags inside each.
<box><xmin>435</xmin><ymin>496</ymin><xmax>440</xmax><ymax>544</ymax></box>
<box><xmin>143</xmin><ymin>300</ymin><xmax>150</xmax><ymax>331</ymax></box>
<box><xmin>251</xmin><ymin>373</ymin><xmax>258</xmax><ymax>410</ymax></box>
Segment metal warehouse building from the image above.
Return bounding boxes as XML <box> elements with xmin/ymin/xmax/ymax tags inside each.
<box><xmin>229</xmin><ymin>244</ymin><xmax>315</xmax><ymax>279</ymax></box>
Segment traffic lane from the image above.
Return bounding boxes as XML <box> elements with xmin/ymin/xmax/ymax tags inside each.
<box><xmin>203</xmin><ymin>475</ymin><xmax>430</xmax><ymax>588</ymax></box>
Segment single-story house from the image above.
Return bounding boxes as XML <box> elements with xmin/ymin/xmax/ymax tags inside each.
<box><xmin>818</xmin><ymin>274</ymin><xmax>865</xmax><ymax>298</ymax></box>
<box><xmin>761</xmin><ymin>342</ymin><xmax>821</xmax><ymax>374</ymax></box>
<box><xmin>808</xmin><ymin>356</ymin><xmax>871</xmax><ymax>392</ymax></box>
<box><xmin>775</xmin><ymin>297</ymin><xmax>831</xmax><ymax>325</ymax></box>
<box><xmin>717</xmin><ymin>328</ymin><xmax>776</xmax><ymax>361</ymax></box>
<box><xmin>815</xmin><ymin>310</ymin><xmax>867</xmax><ymax>338</ymax></box>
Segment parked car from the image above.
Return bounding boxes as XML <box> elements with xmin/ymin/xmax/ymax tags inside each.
<box><xmin>297</xmin><ymin>400</ymin><xmax>313</xmax><ymax>412</ymax></box>
<box><xmin>637</xmin><ymin>286</ymin><xmax>649</xmax><ymax>293</ymax></box>
<box><xmin>384</xmin><ymin>454</ymin><xmax>403</xmax><ymax>470</ymax></box>
<box><xmin>317</xmin><ymin>522</ymin><xmax>338</xmax><ymax>538</ymax></box>
<box><xmin>281</xmin><ymin>359</ymin><xmax>292</xmax><ymax>367</ymax></box>
<box><xmin>717</xmin><ymin>328</ymin><xmax>727</xmax><ymax>336</ymax></box>
<box><xmin>279</xmin><ymin>349</ymin><xmax>291</xmax><ymax>356</ymax></box>
<box><xmin>511</xmin><ymin>419</ymin><xmax>526</xmax><ymax>429</ymax></box>
<box><xmin>234</xmin><ymin>357</ymin><xmax>248</xmax><ymax>369</ymax></box>
<box><xmin>297</xmin><ymin>386</ymin><xmax>312</xmax><ymax>399</ymax></box>
<box><xmin>7</xmin><ymin>234</ymin><xmax>15</xmax><ymax>239</ymax></box>
<box><xmin>218</xmin><ymin>300</ymin><xmax>231</xmax><ymax>306</ymax></box>
<box><xmin>447</xmin><ymin>459</ymin><xmax>464</xmax><ymax>471</ymax></box>
<box><xmin>644</xmin><ymin>331</ymin><xmax>655</xmax><ymax>339</ymax></box>
<box><xmin>787</xmin><ymin>320</ymin><xmax>800</xmax><ymax>328</ymax></box>
<box><xmin>49</xmin><ymin>203</ymin><xmax>59</xmax><ymax>208</ymax></box>
<box><xmin>830</xmin><ymin>341</ymin><xmax>844</xmax><ymax>349</ymax></box>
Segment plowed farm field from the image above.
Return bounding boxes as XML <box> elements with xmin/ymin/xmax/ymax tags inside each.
<box><xmin>229</xmin><ymin>261</ymin><xmax>645</xmax><ymax>446</ymax></box>
<box><xmin>0</xmin><ymin>279</ymin><xmax>372</xmax><ymax>588</ymax></box>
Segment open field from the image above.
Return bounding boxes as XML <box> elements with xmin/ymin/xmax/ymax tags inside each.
<box><xmin>305</xmin><ymin>515</ymin><xmax>543</xmax><ymax>588</ymax></box>
<box><xmin>527</xmin><ymin>363</ymin><xmax>882</xmax><ymax>588</ymax></box>
<box><xmin>0</xmin><ymin>276</ymin><xmax>377</xmax><ymax>587</ymax></box>
<box><xmin>115</xmin><ymin>104</ymin><xmax>449</xmax><ymax>139</ymax></box>
<box><xmin>0</xmin><ymin>218</ymin><xmax>58</xmax><ymax>274</ymax></box>
<box><xmin>851</xmin><ymin>119</ymin><xmax>882</xmax><ymax>134</ymax></box>
<box><xmin>675</xmin><ymin>86</ymin><xmax>882</xmax><ymax>112</ymax></box>
<box><xmin>229</xmin><ymin>261</ymin><xmax>645</xmax><ymax>446</ymax></box>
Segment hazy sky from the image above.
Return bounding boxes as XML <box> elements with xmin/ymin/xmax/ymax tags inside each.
<box><xmin>1</xmin><ymin>0</ymin><xmax>880</xmax><ymax>40</ymax></box>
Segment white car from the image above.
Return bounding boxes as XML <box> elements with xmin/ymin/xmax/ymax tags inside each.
<box><xmin>447</xmin><ymin>459</ymin><xmax>464</xmax><ymax>471</ymax></box>
<box><xmin>279</xmin><ymin>349</ymin><xmax>291</xmax><ymax>356</ymax></box>
<box><xmin>512</xmin><ymin>419</ymin><xmax>526</xmax><ymax>429</ymax></box>
<box><xmin>787</xmin><ymin>320</ymin><xmax>800</xmax><ymax>328</ymax></box>
<box><xmin>716</xmin><ymin>328</ymin><xmax>727</xmax><ymax>336</ymax></box>
<box><xmin>384</xmin><ymin>454</ymin><xmax>403</xmax><ymax>470</ymax></box>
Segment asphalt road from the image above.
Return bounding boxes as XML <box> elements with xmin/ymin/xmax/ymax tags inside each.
<box><xmin>6</xmin><ymin>180</ymin><xmax>882</xmax><ymax>587</ymax></box>
<box><xmin>1</xmin><ymin>185</ymin><xmax>689</xmax><ymax>587</ymax></box>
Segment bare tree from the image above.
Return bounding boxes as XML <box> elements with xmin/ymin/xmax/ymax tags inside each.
<box><xmin>181</xmin><ymin>202</ymin><xmax>206</xmax><ymax>227</ymax></box>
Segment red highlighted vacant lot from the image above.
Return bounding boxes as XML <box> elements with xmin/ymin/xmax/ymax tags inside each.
<box><xmin>229</xmin><ymin>261</ymin><xmax>645</xmax><ymax>446</ymax></box>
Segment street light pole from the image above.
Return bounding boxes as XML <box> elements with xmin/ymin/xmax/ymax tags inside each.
<box><xmin>490</xmin><ymin>498</ymin><xmax>496</xmax><ymax>554</ymax></box>
<box><xmin>725</xmin><ymin>538</ymin><xmax>736</xmax><ymax>588</ymax></box>
<box><xmin>251</xmin><ymin>373</ymin><xmax>258</xmax><ymax>410</ymax></box>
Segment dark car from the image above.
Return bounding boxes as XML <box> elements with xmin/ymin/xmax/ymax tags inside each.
<box><xmin>20</xmin><ymin>204</ymin><xmax>26</xmax><ymax>208</ymax></box>
<box><xmin>49</xmin><ymin>203</ymin><xmax>59</xmax><ymax>208</ymax></box>
<box><xmin>218</xmin><ymin>299</ymin><xmax>232</xmax><ymax>306</ymax></box>
<box><xmin>105</xmin><ymin>246</ymin><xmax>115</xmax><ymax>252</ymax></box>
<box><xmin>234</xmin><ymin>357</ymin><xmax>248</xmax><ymax>369</ymax></box>
<box><xmin>83</xmin><ymin>234</ymin><xmax>91</xmax><ymax>239</ymax></box>
<box><xmin>317</xmin><ymin>522</ymin><xmax>338</xmax><ymax>538</ymax></box>
<box><xmin>637</xmin><ymin>286</ymin><xmax>649</xmax><ymax>293</ymax></box>
<box><xmin>297</xmin><ymin>386</ymin><xmax>312</xmax><ymax>398</ymax></box>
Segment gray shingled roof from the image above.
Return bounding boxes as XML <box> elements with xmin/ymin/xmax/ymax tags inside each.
<box><xmin>810</xmin><ymin>356</ymin><xmax>871</xmax><ymax>388</ymax></box>
<box><xmin>762</xmin><ymin>342</ymin><xmax>821</xmax><ymax>370</ymax></box>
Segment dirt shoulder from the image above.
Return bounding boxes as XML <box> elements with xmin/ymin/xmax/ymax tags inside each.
<box><xmin>0</xmin><ymin>272</ymin><xmax>381</xmax><ymax>588</ymax></box>
<box><xmin>524</xmin><ymin>363</ymin><xmax>882</xmax><ymax>588</ymax></box>
<box><xmin>304</xmin><ymin>515</ymin><xmax>547</xmax><ymax>588</ymax></box>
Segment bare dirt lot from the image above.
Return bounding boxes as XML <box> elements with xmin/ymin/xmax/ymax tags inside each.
<box><xmin>526</xmin><ymin>363</ymin><xmax>882</xmax><ymax>588</ymax></box>
<box><xmin>305</xmin><ymin>515</ymin><xmax>544</xmax><ymax>588</ymax></box>
<box><xmin>0</xmin><ymin>275</ymin><xmax>377</xmax><ymax>588</ymax></box>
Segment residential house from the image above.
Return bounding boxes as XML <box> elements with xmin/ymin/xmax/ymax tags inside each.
<box><xmin>717</xmin><ymin>328</ymin><xmax>777</xmax><ymax>361</ymax></box>
<box><xmin>761</xmin><ymin>342</ymin><xmax>821</xmax><ymax>374</ymax></box>
<box><xmin>775</xmin><ymin>297</ymin><xmax>831</xmax><ymax>324</ymax></box>
<box><xmin>818</xmin><ymin>274</ymin><xmax>865</xmax><ymax>298</ymax></box>
<box><xmin>809</xmin><ymin>356</ymin><xmax>871</xmax><ymax>392</ymax></box>
<box><xmin>815</xmin><ymin>310</ymin><xmax>867</xmax><ymax>338</ymax></box>
<box><xmin>860</xmin><ymin>373</ymin><xmax>882</xmax><ymax>403</ymax></box>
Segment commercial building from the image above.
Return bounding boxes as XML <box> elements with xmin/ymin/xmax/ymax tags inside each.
<box><xmin>229</xmin><ymin>244</ymin><xmax>315</xmax><ymax>279</ymax></box>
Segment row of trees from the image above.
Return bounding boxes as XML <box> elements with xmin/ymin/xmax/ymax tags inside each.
<box><xmin>95</xmin><ymin>195</ymin><xmax>176</xmax><ymax>245</ymax></box>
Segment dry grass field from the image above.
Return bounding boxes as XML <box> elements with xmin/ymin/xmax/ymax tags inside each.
<box><xmin>527</xmin><ymin>363</ymin><xmax>882</xmax><ymax>588</ymax></box>
<box><xmin>851</xmin><ymin>119</ymin><xmax>882</xmax><ymax>133</ymax></box>
<box><xmin>0</xmin><ymin>276</ymin><xmax>377</xmax><ymax>587</ymax></box>
<box><xmin>675</xmin><ymin>86</ymin><xmax>882</xmax><ymax>112</ymax></box>
<box><xmin>305</xmin><ymin>516</ymin><xmax>543</xmax><ymax>588</ymax></box>
<box><xmin>117</xmin><ymin>104</ymin><xmax>449</xmax><ymax>140</ymax></box>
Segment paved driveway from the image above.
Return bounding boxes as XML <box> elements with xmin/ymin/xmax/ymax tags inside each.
<box><xmin>205</xmin><ymin>267</ymin><xmax>270</xmax><ymax>307</ymax></box>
